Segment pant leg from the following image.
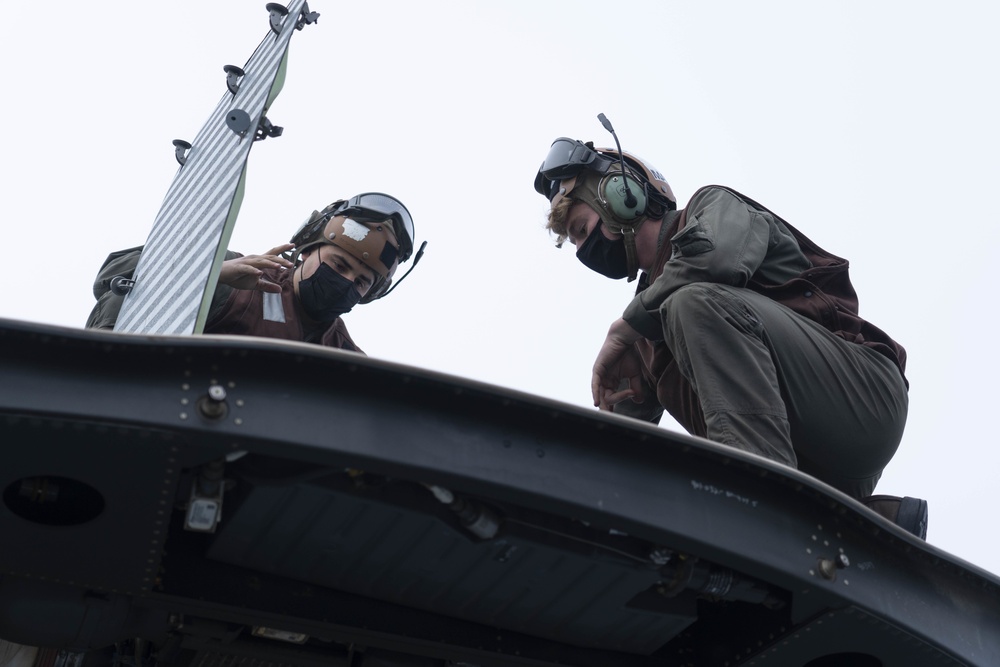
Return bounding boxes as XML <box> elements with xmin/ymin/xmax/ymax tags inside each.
<box><xmin>659</xmin><ymin>283</ymin><xmax>908</xmax><ymax>498</ymax></box>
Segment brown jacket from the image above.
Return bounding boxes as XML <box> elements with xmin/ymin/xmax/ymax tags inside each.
<box><xmin>88</xmin><ymin>247</ymin><xmax>362</xmax><ymax>353</ymax></box>
<box><xmin>205</xmin><ymin>265</ymin><xmax>363</xmax><ymax>352</ymax></box>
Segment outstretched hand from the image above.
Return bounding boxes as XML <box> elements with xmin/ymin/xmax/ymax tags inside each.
<box><xmin>218</xmin><ymin>243</ymin><xmax>295</xmax><ymax>293</ymax></box>
<box><xmin>591</xmin><ymin>318</ymin><xmax>646</xmax><ymax>411</ymax></box>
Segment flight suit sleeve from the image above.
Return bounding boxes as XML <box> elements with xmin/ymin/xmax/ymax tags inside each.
<box><xmin>621</xmin><ymin>187</ymin><xmax>773</xmax><ymax>341</ymax></box>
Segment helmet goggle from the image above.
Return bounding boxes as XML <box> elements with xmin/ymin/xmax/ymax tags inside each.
<box><xmin>534</xmin><ymin>138</ymin><xmax>618</xmax><ymax>202</ymax></box>
<box><xmin>535</xmin><ymin>138</ymin><xmax>677</xmax><ymax>213</ymax></box>
<box><xmin>335</xmin><ymin>193</ymin><xmax>415</xmax><ymax>262</ymax></box>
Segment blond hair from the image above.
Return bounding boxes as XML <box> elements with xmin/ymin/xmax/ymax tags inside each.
<box><xmin>545</xmin><ymin>195</ymin><xmax>576</xmax><ymax>248</ymax></box>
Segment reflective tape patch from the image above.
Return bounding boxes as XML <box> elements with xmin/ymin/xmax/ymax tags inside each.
<box><xmin>262</xmin><ymin>292</ymin><xmax>286</xmax><ymax>323</ymax></box>
<box><xmin>342</xmin><ymin>219</ymin><xmax>370</xmax><ymax>242</ymax></box>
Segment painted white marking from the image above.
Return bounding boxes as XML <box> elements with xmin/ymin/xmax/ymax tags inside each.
<box><xmin>342</xmin><ymin>218</ymin><xmax>370</xmax><ymax>241</ymax></box>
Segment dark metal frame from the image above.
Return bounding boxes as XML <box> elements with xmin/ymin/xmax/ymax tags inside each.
<box><xmin>1</xmin><ymin>318</ymin><xmax>997</xmax><ymax>666</ymax></box>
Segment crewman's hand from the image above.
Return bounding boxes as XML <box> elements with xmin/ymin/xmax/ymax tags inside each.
<box><xmin>591</xmin><ymin>318</ymin><xmax>646</xmax><ymax>411</ymax></box>
<box><xmin>218</xmin><ymin>243</ymin><xmax>295</xmax><ymax>292</ymax></box>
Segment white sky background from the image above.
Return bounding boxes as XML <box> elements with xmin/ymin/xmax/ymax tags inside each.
<box><xmin>1</xmin><ymin>2</ymin><xmax>998</xmax><ymax>576</ymax></box>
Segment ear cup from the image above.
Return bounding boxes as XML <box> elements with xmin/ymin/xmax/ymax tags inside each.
<box><xmin>599</xmin><ymin>172</ymin><xmax>647</xmax><ymax>222</ymax></box>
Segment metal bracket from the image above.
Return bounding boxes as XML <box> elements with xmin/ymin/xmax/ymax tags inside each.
<box><xmin>184</xmin><ymin>457</ymin><xmax>226</xmax><ymax>533</ymax></box>
<box><xmin>266</xmin><ymin>3</ymin><xmax>288</xmax><ymax>34</ymax></box>
<box><xmin>223</xmin><ymin>64</ymin><xmax>245</xmax><ymax>94</ymax></box>
<box><xmin>172</xmin><ymin>139</ymin><xmax>191</xmax><ymax>166</ymax></box>
<box><xmin>225</xmin><ymin>109</ymin><xmax>252</xmax><ymax>137</ymax></box>
<box><xmin>110</xmin><ymin>276</ymin><xmax>135</xmax><ymax>296</ymax></box>
<box><xmin>254</xmin><ymin>115</ymin><xmax>284</xmax><ymax>142</ymax></box>
<box><xmin>224</xmin><ymin>111</ymin><xmax>282</xmax><ymax>141</ymax></box>
<box><xmin>297</xmin><ymin>2</ymin><xmax>320</xmax><ymax>30</ymax></box>
<box><xmin>267</xmin><ymin>2</ymin><xmax>319</xmax><ymax>34</ymax></box>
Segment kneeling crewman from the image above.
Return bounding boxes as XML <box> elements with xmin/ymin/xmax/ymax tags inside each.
<box><xmin>534</xmin><ymin>122</ymin><xmax>926</xmax><ymax>538</ymax></box>
<box><xmin>87</xmin><ymin>192</ymin><xmax>417</xmax><ymax>354</ymax></box>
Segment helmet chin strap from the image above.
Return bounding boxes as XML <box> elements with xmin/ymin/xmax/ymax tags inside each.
<box><xmin>619</xmin><ymin>225</ymin><xmax>640</xmax><ymax>282</ymax></box>
<box><xmin>603</xmin><ymin>217</ymin><xmax>644</xmax><ymax>282</ymax></box>
<box><xmin>569</xmin><ymin>169</ymin><xmax>645</xmax><ymax>281</ymax></box>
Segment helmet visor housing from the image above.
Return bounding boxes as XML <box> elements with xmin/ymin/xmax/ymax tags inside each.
<box><xmin>337</xmin><ymin>192</ymin><xmax>415</xmax><ymax>262</ymax></box>
<box><xmin>534</xmin><ymin>138</ymin><xmax>616</xmax><ymax>202</ymax></box>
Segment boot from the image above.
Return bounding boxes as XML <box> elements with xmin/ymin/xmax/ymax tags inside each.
<box><xmin>861</xmin><ymin>495</ymin><xmax>928</xmax><ymax>540</ymax></box>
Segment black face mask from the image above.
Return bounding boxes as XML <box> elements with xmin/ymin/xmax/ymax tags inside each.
<box><xmin>298</xmin><ymin>262</ymin><xmax>362</xmax><ymax>321</ymax></box>
<box><xmin>575</xmin><ymin>221</ymin><xmax>629</xmax><ymax>279</ymax></box>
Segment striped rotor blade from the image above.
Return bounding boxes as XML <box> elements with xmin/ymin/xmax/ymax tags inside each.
<box><xmin>115</xmin><ymin>0</ymin><xmax>308</xmax><ymax>335</ymax></box>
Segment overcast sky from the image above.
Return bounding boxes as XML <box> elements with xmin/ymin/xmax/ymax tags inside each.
<box><xmin>2</xmin><ymin>2</ymin><xmax>998</xmax><ymax>576</ymax></box>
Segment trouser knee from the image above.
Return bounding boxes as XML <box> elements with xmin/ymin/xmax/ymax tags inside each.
<box><xmin>661</xmin><ymin>283</ymin><xmax>715</xmax><ymax>319</ymax></box>
<box><xmin>660</xmin><ymin>283</ymin><xmax>761</xmax><ymax>348</ymax></box>
<box><xmin>658</xmin><ymin>284</ymin><xmax>796</xmax><ymax>467</ymax></box>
